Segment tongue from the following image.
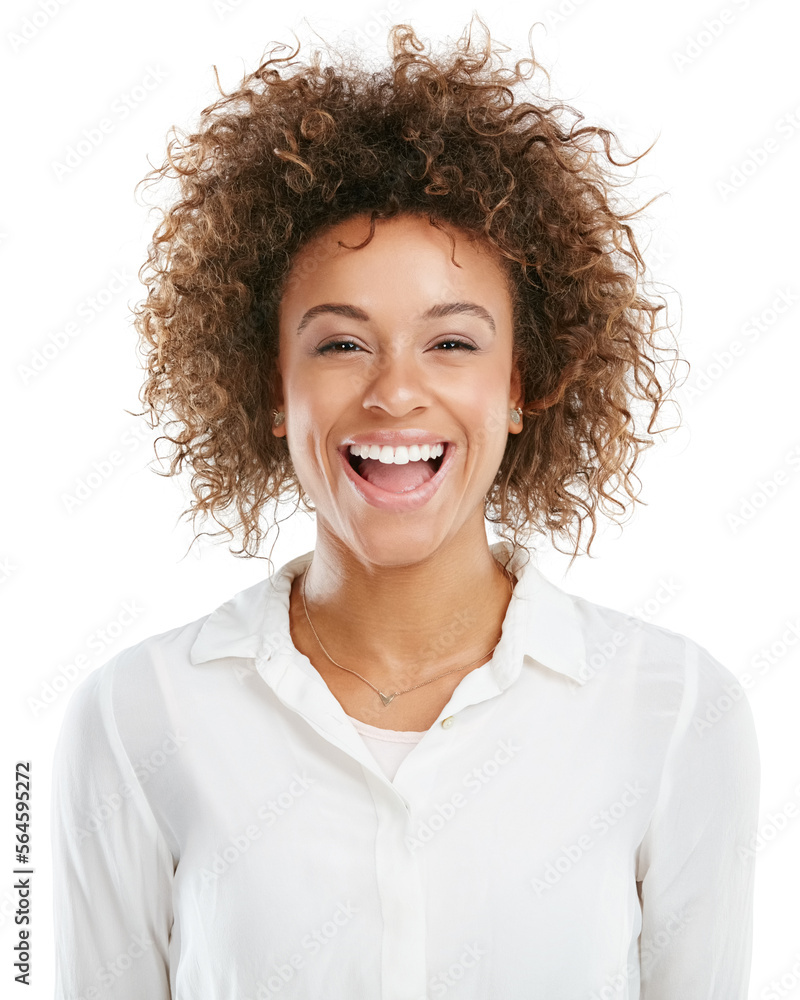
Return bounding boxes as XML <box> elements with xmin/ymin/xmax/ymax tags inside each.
<box><xmin>357</xmin><ymin>458</ymin><xmax>436</xmax><ymax>493</ymax></box>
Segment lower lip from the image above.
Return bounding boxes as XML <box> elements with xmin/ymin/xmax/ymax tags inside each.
<box><xmin>338</xmin><ymin>444</ymin><xmax>455</xmax><ymax>512</ymax></box>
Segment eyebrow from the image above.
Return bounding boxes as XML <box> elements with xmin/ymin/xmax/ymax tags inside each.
<box><xmin>295</xmin><ymin>301</ymin><xmax>496</xmax><ymax>336</ymax></box>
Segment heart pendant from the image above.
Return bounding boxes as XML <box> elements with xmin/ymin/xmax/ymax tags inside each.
<box><xmin>379</xmin><ymin>691</ymin><xmax>397</xmax><ymax>706</ymax></box>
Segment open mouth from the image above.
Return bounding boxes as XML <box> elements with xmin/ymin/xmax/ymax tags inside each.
<box><xmin>346</xmin><ymin>448</ymin><xmax>446</xmax><ymax>478</ymax></box>
<box><xmin>338</xmin><ymin>441</ymin><xmax>455</xmax><ymax>507</ymax></box>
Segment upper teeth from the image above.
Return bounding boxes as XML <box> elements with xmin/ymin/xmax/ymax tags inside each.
<box><xmin>348</xmin><ymin>443</ymin><xmax>445</xmax><ymax>464</ymax></box>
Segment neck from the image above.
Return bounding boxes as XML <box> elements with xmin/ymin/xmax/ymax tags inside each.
<box><xmin>295</xmin><ymin>522</ymin><xmax>516</xmax><ymax>687</ymax></box>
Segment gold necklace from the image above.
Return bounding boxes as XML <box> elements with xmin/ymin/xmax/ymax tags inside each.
<box><xmin>300</xmin><ymin>562</ymin><xmax>514</xmax><ymax>706</ymax></box>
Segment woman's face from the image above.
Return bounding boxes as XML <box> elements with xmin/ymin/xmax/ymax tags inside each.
<box><xmin>274</xmin><ymin>211</ymin><xmax>523</xmax><ymax>566</ymax></box>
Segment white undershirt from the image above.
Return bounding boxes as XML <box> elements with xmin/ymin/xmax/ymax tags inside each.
<box><xmin>346</xmin><ymin>713</ymin><xmax>427</xmax><ymax>781</ymax></box>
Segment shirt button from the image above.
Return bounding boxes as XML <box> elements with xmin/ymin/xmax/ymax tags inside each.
<box><xmin>441</xmin><ymin>716</ymin><xmax>454</xmax><ymax>729</ymax></box>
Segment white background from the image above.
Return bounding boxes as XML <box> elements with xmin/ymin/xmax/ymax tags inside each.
<box><xmin>2</xmin><ymin>0</ymin><xmax>798</xmax><ymax>996</ymax></box>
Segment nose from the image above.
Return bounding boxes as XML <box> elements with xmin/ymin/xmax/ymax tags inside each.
<box><xmin>359</xmin><ymin>343</ymin><xmax>433</xmax><ymax>418</ymax></box>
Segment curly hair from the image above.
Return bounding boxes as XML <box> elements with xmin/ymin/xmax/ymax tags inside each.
<box><xmin>131</xmin><ymin>15</ymin><xmax>685</xmax><ymax>568</ymax></box>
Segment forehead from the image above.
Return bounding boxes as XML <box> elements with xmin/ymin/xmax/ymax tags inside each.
<box><xmin>280</xmin><ymin>212</ymin><xmax>514</xmax><ymax>307</ymax></box>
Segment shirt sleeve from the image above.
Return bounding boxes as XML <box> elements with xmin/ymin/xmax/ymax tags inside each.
<box><xmin>51</xmin><ymin>659</ymin><xmax>174</xmax><ymax>999</ymax></box>
<box><xmin>636</xmin><ymin>638</ymin><xmax>761</xmax><ymax>999</ymax></box>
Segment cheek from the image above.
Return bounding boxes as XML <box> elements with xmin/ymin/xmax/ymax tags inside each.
<box><xmin>463</xmin><ymin>385</ymin><xmax>512</xmax><ymax>437</ymax></box>
<box><xmin>283</xmin><ymin>403</ymin><xmax>338</xmax><ymax>478</ymax></box>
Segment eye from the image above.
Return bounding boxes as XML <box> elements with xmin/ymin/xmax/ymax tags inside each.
<box><xmin>314</xmin><ymin>338</ymin><xmax>477</xmax><ymax>355</ymax></box>
<box><xmin>434</xmin><ymin>339</ymin><xmax>477</xmax><ymax>352</ymax></box>
<box><xmin>314</xmin><ymin>340</ymin><xmax>361</xmax><ymax>355</ymax></box>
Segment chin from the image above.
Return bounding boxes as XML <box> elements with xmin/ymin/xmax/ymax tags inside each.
<box><xmin>334</xmin><ymin>517</ymin><xmax>453</xmax><ymax>568</ymax></box>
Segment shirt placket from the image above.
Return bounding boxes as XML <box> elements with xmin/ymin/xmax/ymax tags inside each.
<box><xmin>256</xmin><ymin>644</ymin><xmax>519</xmax><ymax>1000</ymax></box>
<box><xmin>256</xmin><ymin>648</ymin><xmax>430</xmax><ymax>998</ymax></box>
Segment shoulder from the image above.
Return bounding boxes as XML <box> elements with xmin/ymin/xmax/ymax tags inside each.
<box><xmin>569</xmin><ymin>586</ymin><xmax>738</xmax><ymax>691</ymax></box>
<box><xmin>95</xmin><ymin>611</ymin><xmax>210</xmax><ymax>690</ymax></box>
<box><xmin>550</xmin><ymin>588</ymin><xmax>760</xmax><ymax>814</ymax></box>
<box><xmin>55</xmin><ymin>611</ymin><xmax>212</xmax><ymax>762</ymax></box>
<box><xmin>565</xmin><ymin>587</ymin><xmax>757</xmax><ymax>752</ymax></box>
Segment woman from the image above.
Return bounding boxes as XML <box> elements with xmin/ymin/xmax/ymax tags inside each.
<box><xmin>51</xmin><ymin>18</ymin><xmax>760</xmax><ymax>1000</ymax></box>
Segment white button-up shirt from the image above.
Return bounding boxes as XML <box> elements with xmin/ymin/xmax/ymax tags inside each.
<box><xmin>51</xmin><ymin>539</ymin><xmax>760</xmax><ymax>999</ymax></box>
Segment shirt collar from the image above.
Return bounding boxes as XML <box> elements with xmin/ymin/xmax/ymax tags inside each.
<box><xmin>188</xmin><ymin>540</ymin><xmax>588</xmax><ymax>687</ymax></box>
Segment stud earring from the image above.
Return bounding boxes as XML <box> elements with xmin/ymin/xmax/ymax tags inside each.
<box><xmin>272</xmin><ymin>410</ymin><xmax>285</xmax><ymax>427</ymax></box>
<box><xmin>510</xmin><ymin>406</ymin><xmax>522</xmax><ymax>425</ymax></box>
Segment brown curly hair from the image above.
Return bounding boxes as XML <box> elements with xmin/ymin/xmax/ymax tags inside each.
<box><xmin>131</xmin><ymin>15</ymin><xmax>685</xmax><ymax>568</ymax></box>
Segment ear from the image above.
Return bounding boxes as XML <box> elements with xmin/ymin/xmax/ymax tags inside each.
<box><xmin>270</xmin><ymin>370</ymin><xmax>286</xmax><ymax>439</ymax></box>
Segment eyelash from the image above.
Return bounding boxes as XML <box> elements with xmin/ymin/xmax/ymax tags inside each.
<box><xmin>314</xmin><ymin>339</ymin><xmax>478</xmax><ymax>356</ymax></box>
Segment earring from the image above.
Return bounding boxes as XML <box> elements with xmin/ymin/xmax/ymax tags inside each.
<box><xmin>510</xmin><ymin>406</ymin><xmax>522</xmax><ymax>425</ymax></box>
